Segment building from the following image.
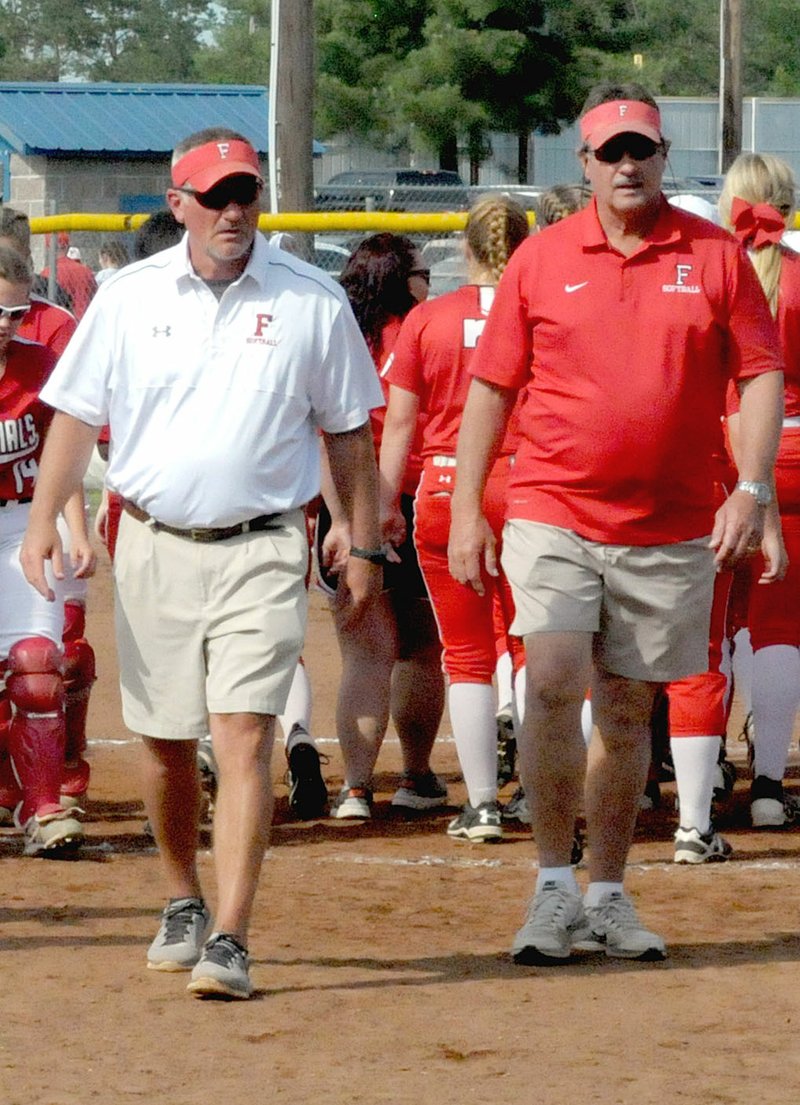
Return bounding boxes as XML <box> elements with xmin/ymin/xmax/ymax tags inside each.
<box><xmin>0</xmin><ymin>82</ymin><xmax>281</xmax><ymax>266</ymax></box>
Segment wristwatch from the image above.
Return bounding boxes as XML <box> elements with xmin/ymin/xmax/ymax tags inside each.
<box><xmin>735</xmin><ymin>480</ymin><xmax>773</xmax><ymax>507</ymax></box>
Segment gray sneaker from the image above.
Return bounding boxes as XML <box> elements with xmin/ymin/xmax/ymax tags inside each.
<box><xmin>512</xmin><ymin>882</ymin><xmax>589</xmax><ymax>964</ymax></box>
<box><xmin>674</xmin><ymin>825</ymin><xmax>732</xmax><ymax>865</ymax></box>
<box><xmin>147</xmin><ymin>897</ymin><xmax>212</xmax><ymax>972</ymax></box>
<box><xmin>501</xmin><ymin>786</ymin><xmax>531</xmax><ymax>825</ymax></box>
<box><xmin>187</xmin><ymin>933</ymin><xmax>252</xmax><ymax>1000</ymax></box>
<box><xmin>577</xmin><ymin>891</ymin><xmax>667</xmax><ymax>960</ymax></box>
<box><xmin>391</xmin><ymin>771</ymin><xmax>448</xmax><ymax>811</ymax></box>
<box><xmin>447</xmin><ymin>801</ymin><xmax>502</xmax><ymax>842</ymax></box>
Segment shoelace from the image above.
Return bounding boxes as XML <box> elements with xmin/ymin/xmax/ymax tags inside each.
<box><xmin>591</xmin><ymin>894</ymin><xmax>638</xmax><ymax>933</ymax></box>
<box><xmin>529</xmin><ymin>886</ymin><xmax>576</xmax><ymax>926</ymax></box>
<box><xmin>203</xmin><ymin>933</ymin><xmax>248</xmax><ymax>968</ymax></box>
<box><xmin>161</xmin><ymin>900</ymin><xmax>205</xmax><ymax>945</ymax></box>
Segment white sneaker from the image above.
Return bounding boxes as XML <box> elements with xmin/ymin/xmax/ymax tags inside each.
<box><xmin>331</xmin><ymin>786</ymin><xmax>372</xmax><ymax>819</ymax></box>
<box><xmin>578</xmin><ymin>891</ymin><xmax>667</xmax><ymax>960</ymax></box>
<box><xmin>674</xmin><ymin>825</ymin><xmax>732</xmax><ymax>865</ymax></box>
<box><xmin>512</xmin><ymin>882</ymin><xmax>589</xmax><ymax>964</ymax></box>
<box><xmin>19</xmin><ymin>807</ymin><xmax>84</xmax><ymax>857</ymax></box>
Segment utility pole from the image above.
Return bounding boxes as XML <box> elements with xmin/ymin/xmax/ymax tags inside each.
<box><xmin>719</xmin><ymin>0</ymin><xmax>743</xmax><ymax>173</ymax></box>
<box><xmin>269</xmin><ymin>0</ymin><xmax>314</xmax><ymax>241</ymax></box>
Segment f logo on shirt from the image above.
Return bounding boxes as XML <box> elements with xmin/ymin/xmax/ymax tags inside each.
<box><xmin>675</xmin><ymin>264</ymin><xmax>693</xmax><ymax>287</ymax></box>
<box><xmin>253</xmin><ymin>313</ymin><xmax>273</xmax><ymax>338</ymax></box>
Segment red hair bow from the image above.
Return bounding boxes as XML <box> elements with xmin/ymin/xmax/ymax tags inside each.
<box><xmin>731</xmin><ymin>197</ymin><xmax>786</xmax><ymax>250</ymax></box>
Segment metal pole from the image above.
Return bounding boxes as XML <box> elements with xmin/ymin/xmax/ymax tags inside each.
<box><xmin>268</xmin><ymin>0</ymin><xmax>280</xmax><ymax>214</ymax></box>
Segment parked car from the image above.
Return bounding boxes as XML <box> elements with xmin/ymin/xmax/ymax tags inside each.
<box><xmin>315</xmin><ymin>169</ymin><xmax>470</xmax><ymax>213</ymax></box>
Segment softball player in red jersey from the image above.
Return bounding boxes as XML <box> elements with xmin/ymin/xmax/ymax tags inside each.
<box><xmin>321</xmin><ymin>234</ymin><xmax>446</xmax><ymax>819</ymax></box>
<box><xmin>720</xmin><ymin>153</ymin><xmax>800</xmax><ymax>828</ymax></box>
<box><xmin>381</xmin><ymin>195</ymin><xmax>529</xmax><ymax>842</ymax></box>
<box><xmin>0</xmin><ymin>244</ymin><xmax>93</xmax><ymax>854</ymax></box>
<box><xmin>668</xmin><ymin>455</ymin><xmax>738</xmax><ymax>863</ymax></box>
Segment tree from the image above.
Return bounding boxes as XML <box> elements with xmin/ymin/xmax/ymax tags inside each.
<box><xmin>193</xmin><ymin>0</ymin><xmax>270</xmax><ymax>85</ymax></box>
<box><xmin>0</xmin><ymin>0</ymin><xmax>212</xmax><ymax>83</ymax></box>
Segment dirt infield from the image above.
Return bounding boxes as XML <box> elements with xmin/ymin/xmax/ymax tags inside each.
<box><xmin>2</xmin><ymin>550</ymin><xmax>800</xmax><ymax>1105</ymax></box>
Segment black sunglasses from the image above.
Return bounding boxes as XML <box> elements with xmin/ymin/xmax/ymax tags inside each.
<box><xmin>179</xmin><ymin>176</ymin><xmax>263</xmax><ymax>210</ymax></box>
<box><xmin>0</xmin><ymin>303</ymin><xmax>30</xmax><ymax>321</ymax></box>
<box><xmin>589</xmin><ymin>135</ymin><xmax>662</xmax><ymax>164</ymax></box>
<box><xmin>410</xmin><ymin>267</ymin><xmax>431</xmax><ymax>282</ymax></box>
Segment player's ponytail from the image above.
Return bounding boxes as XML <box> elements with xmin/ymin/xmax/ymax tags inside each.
<box><xmin>465</xmin><ymin>195</ymin><xmax>529</xmax><ymax>285</ymax></box>
<box><xmin>719</xmin><ymin>152</ymin><xmax>795</xmax><ymax>317</ymax></box>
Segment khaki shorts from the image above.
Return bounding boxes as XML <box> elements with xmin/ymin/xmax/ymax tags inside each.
<box><xmin>501</xmin><ymin>520</ymin><xmax>715</xmax><ymax>682</ymax></box>
<box><xmin>113</xmin><ymin>509</ymin><xmax>308</xmax><ymax>740</ymax></box>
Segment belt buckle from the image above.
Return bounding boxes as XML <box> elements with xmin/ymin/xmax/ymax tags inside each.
<box><xmin>189</xmin><ymin>527</ymin><xmax>211</xmax><ymax>542</ymax></box>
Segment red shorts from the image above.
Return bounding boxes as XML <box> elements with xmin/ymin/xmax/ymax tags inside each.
<box><xmin>414</xmin><ymin>455</ymin><xmax>520</xmax><ymax>683</ymax></box>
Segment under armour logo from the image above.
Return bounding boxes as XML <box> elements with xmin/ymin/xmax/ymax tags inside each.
<box><xmin>217</xmin><ymin>142</ymin><xmax>230</xmax><ymax>158</ymax></box>
<box><xmin>619</xmin><ymin>104</ymin><xmax>628</xmax><ymax>116</ymax></box>
<box><xmin>152</xmin><ymin>325</ymin><xmax>172</xmax><ymax>338</ymax></box>
<box><xmin>438</xmin><ymin>474</ymin><xmax>452</xmax><ymax>485</ymax></box>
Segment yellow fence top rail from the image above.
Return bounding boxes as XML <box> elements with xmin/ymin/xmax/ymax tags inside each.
<box><xmin>29</xmin><ymin>211</ymin><xmax>538</xmax><ymax>235</ymax></box>
<box><xmin>27</xmin><ymin>210</ymin><xmax>800</xmax><ymax>235</ymax></box>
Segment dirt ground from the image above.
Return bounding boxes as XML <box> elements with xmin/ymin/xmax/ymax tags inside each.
<box><xmin>2</xmin><ymin>549</ymin><xmax>800</xmax><ymax>1105</ymax></box>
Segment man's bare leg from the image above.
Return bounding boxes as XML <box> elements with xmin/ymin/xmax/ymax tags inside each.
<box><xmin>519</xmin><ymin>631</ymin><xmax>593</xmax><ymax>867</ymax></box>
<box><xmin>585</xmin><ymin>669</ymin><xmax>659</xmax><ymax>882</ymax></box>
<box><xmin>141</xmin><ymin>736</ymin><xmax>202</xmax><ymax>900</ymax></box>
<box><xmin>209</xmin><ymin>711</ymin><xmax>275</xmax><ymax>943</ymax></box>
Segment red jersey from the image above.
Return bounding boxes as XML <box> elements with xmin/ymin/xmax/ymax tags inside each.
<box><xmin>470</xmin><ymin>199</ymin><xmax>783</xmax><ymax>545</ymax></box>
<box><xmin>368</xmin><ymin>317</ymin><xmax>424</xmax><ymax>497</ymax></box>
<box><xmin>0</xmin><ymin>337</ymin><xmax>58</xmax><ymax>500</ymax></box>
<box><xmin>18</xmin><ymin>295</ymin><xmax>77</xmax><ymax>359</ymax></box>
<box><xmin>386</xmin><ymin>284</ymin><xmax>518</xmax><ymax>458</ymax></box>
<box><xmin>41</xmin><ymin>257</ymin><xmax>97</xmax><ymax>320</ymax></box>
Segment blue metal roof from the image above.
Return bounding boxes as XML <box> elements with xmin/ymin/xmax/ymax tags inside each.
<box><xmin>0</xmin><ymin>82</ymin><xmax>323</xmax><ymax>156</ymax></box>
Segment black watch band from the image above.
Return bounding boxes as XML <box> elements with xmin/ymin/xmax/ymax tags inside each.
<box><xmin>349</xmin><ymin>545</ymin><xmax>386</xmax><ymax>564</ymax></box>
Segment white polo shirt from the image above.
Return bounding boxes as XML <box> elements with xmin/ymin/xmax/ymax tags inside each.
<box><xmin>41</xmin><ymin>234</ymin><xmax>383</xmax><ymax>527</ymax></box>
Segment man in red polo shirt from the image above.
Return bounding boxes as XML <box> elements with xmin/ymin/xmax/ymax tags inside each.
<box><xmin>448</xmin><ymin>81</ymin><xmax>785</xmax><ymax>964</ymax></box>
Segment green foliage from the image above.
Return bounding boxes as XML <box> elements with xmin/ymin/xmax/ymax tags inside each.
<box><xmin>0</xmin><ymin>0</ymin><xmax>213</xmax><ymax>82</ymax></box>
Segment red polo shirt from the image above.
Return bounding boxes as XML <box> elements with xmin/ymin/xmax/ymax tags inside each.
<box><xmin>18</xmin><ymin>295</ymin><xmax>77</xmax><ymax>359</ymax></box>
<box><xmin>470</xmin><ymin>198</ymin><xmax>783</xmax><ymax>544</ymax></box>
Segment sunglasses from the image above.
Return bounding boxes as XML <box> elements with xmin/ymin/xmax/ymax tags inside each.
<box><xmin>178</xmin><ymin>176</ymin><xmax>263</xmax><ymax>210</ymax></box>
<box><xmin>0</xmin><ymin>303</ymin><xmax>30</xmax><ymax>321</ymax></box>
<box><xmin>589</xmin><ymin>135</ymin><xmax>662</xmax><ymax>164</ymax></box>
<box><xmin>410</xmin><ymin>267</ymin><xmax>431</xmax><ymax>282</ymax></box>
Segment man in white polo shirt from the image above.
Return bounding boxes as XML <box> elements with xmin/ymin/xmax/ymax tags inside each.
<box><xmin>21</xmin><ymin>127</ymin><xmax>385</xmax><ymax>1001</ymax></box>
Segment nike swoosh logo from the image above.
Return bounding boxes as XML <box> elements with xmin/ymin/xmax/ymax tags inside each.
<box><xmin>565</xmin><ymin>282</ymin><xmax>588</xmax><ymax>293</ymax></box>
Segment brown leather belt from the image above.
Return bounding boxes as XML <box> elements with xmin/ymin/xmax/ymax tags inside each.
<box><xmin>122</xmin><ymin>499</ymin><xmax>281</xmax><ymax>542</ymax></box>
<box><xmin>0</xmin><ymin>497</ymin><xmax>33</xmax><ymax>507</ymax></box>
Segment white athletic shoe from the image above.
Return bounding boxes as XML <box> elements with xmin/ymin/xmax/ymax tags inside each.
<box><xmin>577</xmin><ymin>891</ymin><xmax>667</xmax><ymax>960</ymax></box>
<box><xmin>674</xmin><ymin>825</ymin><xmax>732</xmax><ymax>865</ymax></box>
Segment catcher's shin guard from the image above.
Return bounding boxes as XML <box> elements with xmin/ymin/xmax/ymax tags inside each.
<box><xmin>6</xmin><ymin>637</ymin><xmax>68</xmax><ymax>825</ymax></box>
<box><xmin>62</xmin><ymin>627</ymin><xmax>96</xmax><ymax>803</ymax></box>
<box><xmin>0</xmin><ymin>688</ymin><xmax>22</xmax><ymax>823</ymax></box>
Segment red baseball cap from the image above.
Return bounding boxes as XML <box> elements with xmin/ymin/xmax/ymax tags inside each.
<box><xmin>580</xmin><ymin>101</ymin><xmax>663</xmax><ymax>150</ymax></box>
<box><xmin>171</xmin><ymin>138</ymin><xmax>263</xmax><ymax>193</ymax></box>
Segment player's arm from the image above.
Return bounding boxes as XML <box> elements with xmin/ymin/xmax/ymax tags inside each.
<box><xmin>448</xmin><ymin>377</ymin><xmax>517</xmax><ymax>595</ymax></box>
<box><xmin>711</xmin><ymin>370</ymin><xmax>784</xmax><ymax>571</ymax></box>
<box><xmin>378</xmin><ymin>384</ymin><xmax>419</xmax><ymax>550</ymax></box>
<box><xmin>21</xmin><ymin>413</ymin><xmax>100</xmax><ymax>600</ymax></box>
<box><xmin>63</xmin><ymin>486</ymin><xmax>97</xmax><ymax>580</ymax></box>
<box><xmin>318</xmin><ymin>438</ymin><xmax>351</xmax><ymax>576</ymax></box>
<box><xmin>321</xmin><ymin>421</ymin><xmax>382</xmax><ymax>622</ymax></box>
